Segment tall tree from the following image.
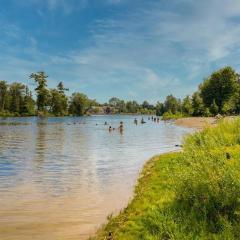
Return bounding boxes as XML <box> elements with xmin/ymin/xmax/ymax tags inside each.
<box><xmin>0</xmin><ymin>81</ymin><xmax>8</xmax><ymax>111</ymax></box>
<box><xmin>9</xmin><ymin>82</ymin><xmax>25</xmax><ymax>114</ymax></box>
<box><xmin>29</xmin><ymin>71</ymin><xmax>49</xmax><ymax>112</ymax></box>
<box><xmin>49</xmin><ymin>82</ymin><xmax>69</xmax><ymax>116</ymax></box>
<box><xmin>182</xmin><ymin>96</ymin><xmax>193</xmax><ymax>115</ymax></box>
<box><xmin>164</xmin><ymin>95</ymin><xmax>181</xmax><ymax>114</ymax></box>
<box><xmin>156</xmin><ymin>101</ymin><xmax>164</xmax><ymax>116</ymax></box>
<box><xmin>21</xmin><ymin>86</ymin><xmax>35</xmax><ymax>115</ymax></box>
<box><xmin>57</xmin><ymin>81</ymin><xmax>69</xmax><ymax>94</ymax></box>
<box><xmin>192</xmin><ymin>92</ymin><xmax>204</xmax><ymax>116</ymax></box>
<box><xmin>200</xmin><ymin>66</ymin><xmax>238</xmax><ymax>113</ymax></box>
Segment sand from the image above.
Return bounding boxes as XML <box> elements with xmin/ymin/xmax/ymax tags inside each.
<box><xmin>175</xmin><ymin>117</ymin><xmax>217</xmax><ymax>129</ymax></box>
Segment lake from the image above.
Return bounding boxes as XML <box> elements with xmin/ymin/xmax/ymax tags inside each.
<box><xmin>0</xmin><ymin>115</ymin><xmax>192</xmax><ymax>240</ymax></box>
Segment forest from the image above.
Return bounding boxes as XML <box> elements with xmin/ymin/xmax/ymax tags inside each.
<box><xmin>0</xmin><ymin>66</ymin><xmax>239</xmax><ymax>117</ymax></box>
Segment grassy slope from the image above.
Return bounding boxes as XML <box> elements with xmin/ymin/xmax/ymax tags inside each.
<box><xmin>91</xmin><ymin>152</ymin><xmax>181</xmax><ymax>240</ymax></box>
<box><xmin>92</xmin><ymin>119</ymin><xmax>240</xmax><ymax>240</ymax></box>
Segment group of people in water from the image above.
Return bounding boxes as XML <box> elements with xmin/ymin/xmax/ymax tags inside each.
<box><xmin>104</xmin><ymin>121</ymin><xmax>124</xmax><ymax>133</ymax></box>
<box><xmin>150</xmin><ymin>116</ymin><xmax>160</xmax><ymax>122</ymax></box>
<box><xmin>105</xmin><ymin>116</ymin><xmax>160</xmax><ymax>134</ymax></box>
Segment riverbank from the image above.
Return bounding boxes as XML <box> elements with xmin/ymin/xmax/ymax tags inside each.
<box><xmin>175</xmin><ymin>117</ymin><xmax>216</xmax><ymax>129</ymax></box>
<box><xmin>175</xmin><ymin>116</ymin><xmax>238</xmax><ymax>129</ymax></box>
<box><xmin>91</xmin><ymin>118</ymin><xmax>240</xmax><ymax>239</ymax></box>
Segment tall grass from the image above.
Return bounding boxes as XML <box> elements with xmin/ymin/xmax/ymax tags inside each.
<box><xmin>92</xmin><ymin>118</ymin><xmax>240</xmax><ymax>240</ymax></box>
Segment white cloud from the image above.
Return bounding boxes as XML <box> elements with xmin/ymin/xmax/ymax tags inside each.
<box><xmin>2</xmin><ymin>0</ymin><xmax>240</xmax><ymax>102</ymax></box>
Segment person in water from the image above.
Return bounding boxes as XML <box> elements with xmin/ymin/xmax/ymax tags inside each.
<box><xmin>119</xmin><ymin>121</ymin><xmax>124</xmax><ymax>133</ymax></box>
<box><xmin>134</xmin><ymin>118</ymin><xmax>138</xmax><ymax>125</ymax></box>
<box><xmin>109</xmin><ymin>126</ymin><xmax>112</xmax><ymax>132</ymax></box>
<box><xmin>141</xmin><ymin>117</ymin><xmax>146</xmax><ymax>124</ymax></box>
<box><xmin>104</xmin><ymin>121</ymin><xmax>108</xmax><ymax>125</ymax></box>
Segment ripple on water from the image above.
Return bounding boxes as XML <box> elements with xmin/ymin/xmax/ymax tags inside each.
<box><xmin>0</xmin><ymin>116</ymin><xmax>192</xmax><ymax>240</ymax></box>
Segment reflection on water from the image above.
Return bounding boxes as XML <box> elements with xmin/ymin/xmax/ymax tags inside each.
<box><xmin>0</xmin><ymin>116</ymin><xmax>192</xmax><ymax>240</ymax></box>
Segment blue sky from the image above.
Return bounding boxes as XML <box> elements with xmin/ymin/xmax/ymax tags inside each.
<box><xmin>1</xmin><ymin>0</ymin><xmax>240</xmax><ymax>103</ymax></box>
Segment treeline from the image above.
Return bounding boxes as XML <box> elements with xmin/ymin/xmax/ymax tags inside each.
<box><xmin>0</xmin><ymin>71</ymin><xmax>155</xmax><ymax>117</ymax></box>
<box><xmin>156</xmin><ymin>66</ymin><xmax>240</xmax><ymax>119</ymax></box>
<box><xmin>98</xmin><ymin>97</ymin><xmax>156</xmax><ymax>115</ymax></box>
<box><xmin>1</xmin><ymin>66</ymin><xmax>239</xmax><ymax>117</ymax></box>
<box><xmin>0</xmin><ymin>71</ymin><xmax>96</xmax><ymax>117</ymax></box>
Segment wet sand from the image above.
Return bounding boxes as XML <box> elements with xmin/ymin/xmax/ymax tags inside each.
<box><xmin>175</xmin><ymin>117</ymin><xmax>217</xmax><ymax>129</ymax></box>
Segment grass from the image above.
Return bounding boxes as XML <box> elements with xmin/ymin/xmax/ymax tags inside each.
<box><xmin>92</xmin><ymin>118</ymin><xmax>240</xmax><ymax>240</ymax></box>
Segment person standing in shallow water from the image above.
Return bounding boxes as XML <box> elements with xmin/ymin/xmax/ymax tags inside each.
<box><xmin>134</xmin><ymin>118</ymin><xmax>138</xmax><ymax>125</ymax></box>
<box><xmin>119</xmin><ymin>121</ymin><xmax>124</xmax><ymax>134</ymax></box>
<box><xmin>141</xmin><ymin>117</ymin><xmax>146</xmax><ymax>124</ymax></box>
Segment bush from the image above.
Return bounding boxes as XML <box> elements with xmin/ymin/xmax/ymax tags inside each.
<box><xmin>162</xmin><ymin>111</ymin><xmax>186</xmax><ymax>120</ymax></box>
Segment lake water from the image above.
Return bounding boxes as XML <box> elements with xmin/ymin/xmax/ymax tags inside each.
<box><xmin>0</xmin><ymin>115</ymin><xmax>192</xmax><ymax>240</ymax></box>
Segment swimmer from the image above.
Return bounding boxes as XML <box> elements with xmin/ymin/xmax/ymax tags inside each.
<box><xmin>134</xmin><ymin>118</ymin><xmax>138</xmax><ymax>125</ymax></box>
<box><xmin>141</xmin><ymin>117</ymin><xmax>146</xmax><ymax>124</ymax></box>
<box><xmin>109</xmin><ymin>126</ymin><xmax>112</xmax><ymax>132</ymax></box>
<box><xmin>104</xmin><ymin>121</ymin><xmax>108</xmax><ymax>125</ymax></box>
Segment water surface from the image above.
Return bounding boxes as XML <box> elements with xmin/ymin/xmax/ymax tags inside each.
<box><xmin>0</xmin><ymin>115</ymin><xmax>192</xmax><ymax>240</ymax></box>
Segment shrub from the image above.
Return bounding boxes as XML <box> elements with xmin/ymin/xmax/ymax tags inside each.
<box><xmin>162</xmin><ymin>111</ymin><xmax>186</xmax><ymax>120</ymax></box>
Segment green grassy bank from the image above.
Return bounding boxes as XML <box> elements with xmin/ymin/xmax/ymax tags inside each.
<box><xmin>92</xmin><ymin>118</ymin><xmax>240</xmax><ymax>240</ymax></box>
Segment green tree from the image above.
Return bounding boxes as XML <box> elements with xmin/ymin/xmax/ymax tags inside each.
<box><xmin>118</xmin><ymin>100</ymin><xmax>127</xmax><ymax>113</ymax></box>
<box><xmin>0</xmin><ymin>80</ymin><xmax>8</xmax><ymax>111</ymax></box>
<box><xmin>9</xmin><ymin>82</ymin><xmax>25</xmax><ymax>114</ymax></box>
<box><xmin>200</xmin><ymin>66</ymin><xmax>238</xmax><ymax>113</ymax></box>
<box><xmin>192</xmin><ymin>92</ymin><xmax>204</xmax><ymax>116</ymax></box>
<box><xmin>156</xmin><ymin>102</ymin><xmax>164</xmax><ymax>116</ymax></box>
<box><xmin>142</xmin><ymin>100</ymin><xmax>150</xmax><ymax>109</ymax></box>
<box><xmin>182</xmin><ymin>96</ymin><xmax>193</xmax><ymax>115</ymax></box>
<box><xmin>21</xmin><ymin>86</ymin><xmax>35</xmax><ymax>115</ymax></box>
<box><xmin>126</xmin><ymin>101</ymin><xmax>139</xmax><ymax>113</ymax></box>
<box><xmin>164</xmin><ymin>95</ymin><xmax>180</xmax><ymax>114</ymax></box>
<box><xmin>69</xmin><ymin>92</ymin><xmax>91</xmax><ymax>116</ymax></box>
<box><xmin>29</xmin><ymin>71</ymin><xmax>50</xmax><ymax>112</ymax></box>
<box><xmin>57</xmin><ymin>81</ymin><xmax>69</xmax><ymax>94</ymax></box>
<box><xmin>210</xmin><ymin>99</ymin><xmax>219</xmax><ymax>115</ymax></box>
<box><xmin>109</xmin><ymin>97</ymin><xmax>121</xmax><ymax>107</ymax></box>
<box><xmin>49</xmin><ymin>82</ymin><xmax>68</xmax><ymax>116</ymax></box>
<box><xmin>108</xmin><ymin>97</ymin><xmax>127</xmax><ymax>113</ymax></box>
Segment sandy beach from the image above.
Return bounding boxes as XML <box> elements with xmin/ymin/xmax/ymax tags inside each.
<box><xmin>175</xmin><ymin>117</ymin><xmax>217</xmax><ymax>129</ymax></box>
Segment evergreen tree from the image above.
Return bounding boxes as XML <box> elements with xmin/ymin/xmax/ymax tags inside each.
<box><xmin>29</xmin><ymin>71</ymin><xmax>50</xmax><ymax>112</ymax></box>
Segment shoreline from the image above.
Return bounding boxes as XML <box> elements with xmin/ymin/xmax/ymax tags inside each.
<box><xmin>90</xmin><ymin>152</ymin><xmax>181</xmax><ymax>240</ymax></box>
<box><xmin>91</xmin><ymin>118</ymin><xmax>240</xmax><ymax>239</ymax></box>
<box><xmin>175</xmin><ymin>116</ymin><xmax>238</xmax><ymax>129</ymax></box>
<box><xmin>175</xmin><ymin>117</ymin><xmax>216</xmax><ymax>129</ymax></box>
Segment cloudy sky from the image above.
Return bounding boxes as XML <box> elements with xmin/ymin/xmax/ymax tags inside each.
<box><xmin>1</xmin><ymin>0</ymin><xmax>240</xmax><ymax>103</ymax></box>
